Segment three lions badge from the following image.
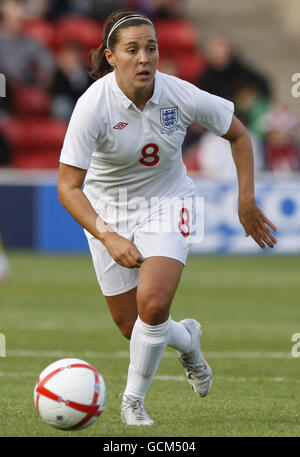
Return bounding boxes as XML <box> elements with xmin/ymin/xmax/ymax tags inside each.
<box><xmin>160</xmin><ymin>107</ymin><xmax>179</xmax><ymax>135</ymax></box>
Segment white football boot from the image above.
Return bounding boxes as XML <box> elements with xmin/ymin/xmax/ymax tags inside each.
<box><xmin>121</xmin><ymin>394</ymin><xmax>154</xmax><ymax>426</ymax></box>
<box><xmin>177</xmin><ymin>319</ymin><xmax>212</xmax><ymax>397</ymax></box>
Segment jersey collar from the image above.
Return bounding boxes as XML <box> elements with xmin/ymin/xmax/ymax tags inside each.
<box><xmin>111</xmin><ymin>70</ymin><xmax>161</xmax><ymax>109</ymax></box>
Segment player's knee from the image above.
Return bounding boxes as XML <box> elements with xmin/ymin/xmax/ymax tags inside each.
<box><xmin>138</xmin><ymin>290</ymin><xmax>170</xmax><ymax>325</ymax></box>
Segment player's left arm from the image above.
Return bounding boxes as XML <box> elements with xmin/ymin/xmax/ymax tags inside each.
<box><xmin>222</xmin><ymin>115</ymin><xmax>278</xmax><ymax>249</ymax></box>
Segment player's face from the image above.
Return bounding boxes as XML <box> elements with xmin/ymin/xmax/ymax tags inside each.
<box><xmin>106</xmin><ymin>24</ymin><xmax>159</xmax><ymax>98</ymax></box>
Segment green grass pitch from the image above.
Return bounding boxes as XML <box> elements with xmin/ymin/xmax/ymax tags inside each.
<box><xmin>0</xmin><ymin>252</ymin><xmax>300</xmax><ymax>437</ymax></box>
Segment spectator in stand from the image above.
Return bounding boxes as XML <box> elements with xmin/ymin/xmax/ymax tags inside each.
<box><xmin>197</xmin><ymin>35</ymin><xmax>271</xmax><ymax>103</ymax></box>
<box><xmin>90</xmin><ymin>1</ymin><xmax>131</xmax><ymax>22</ymax></box>
<box><xmin>232</xmin><ymin>80</ymin><xmax>272</xmax><ymax>170</ymax></box>
<box><xmin>0</xmin><ymin>0</ymin><xmax>55</xmax><ymax>89</ymax></box>
<box><xmin>265</xmin><ymin>106</ymin><xmax>300</xmax><ymax>173</ymax></box>
<box><xmin>133</xmin><ymin>0</ymin><xmax>184</xmax><ymax>18</ymax></box>
<box><xmin>195</xmin><ymin>129</ymin><xmax>265</xmax><ymax>178</ymax></box>
<box><xmin>50</xmin><ymin>42</ymin><xmax>91</xmax><ymax>120</ymax></box>
<box><xmin>23</xmin><ymin>0</ymin><xmax>50</xmax><ymax>19</ymax></box>
<box><xmin>233</xmin><ymin>81</ymin><xmax>271</xmax><ymax>143</ymax></box>
<box><xmin>0</xmin><ymin>132</ymin><xmax>12</xmax><ymax>165</ymax></box>
<box><xmin>43</xmin><ymin>0</ymin><xmax>130</xmax><ymax>21</ymax></box>
<box><xmin>43</xmin><ymin>0</ymin><xmax>71</xmax><ymax>21</ymax></box>
<box><xmin>183</xmin><ymin>35</ymin><xmax>272</xmax><ymax>161</ymax></box>
<box><xmin>61</xmin><ymin>0</ymin><xmax>93</xmax><ymax>18</ymax></box>
<box><xmin>0</xmin><ymin>79</ymin><xmax>13</xmax><ymax>118</ymax></box>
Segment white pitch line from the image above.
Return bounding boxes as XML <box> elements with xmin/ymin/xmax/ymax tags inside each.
<box><xmin>157</xmin><ymin>375</ymin><xmax>299</xmax><ymax>383</ymax></box>
<box><xmin>6</xmin><ymin>349</ymin><xmax>130</xmax><ymax>359</ymax></box>
<box><xmin>154</xmin><ymin>375</ymin><xmax>300</xmax><ymax>384</ymax></box>
<box><xmin>155</xmin><ymin>375</ymin><xmax>185</xmax><ymax>382</ymax></box>
<box><xmin>6</xmin><ymin>349</ymin><xmax>292</xmax><ymax>359</ymax></box>
<box><xmin>0</xmin><ymin>372</ymin><xmax>37</xmax><ymax>377</ymax></box>
<box><xmin>1</xmin><ymin>372</ymin><xmax>300</xmax><ymax>385</ymax></box>
<box><xmin>2</xmin><ymin>322</ymin><xmax>109</xmax><ymax>331</ymax></box>
<box><xmin>206</xmin><ymin>351</ymin><xmax>291</xmax><ymax>359</ymax></box>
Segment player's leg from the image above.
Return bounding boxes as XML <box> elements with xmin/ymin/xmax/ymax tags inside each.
<box><xmin>121</xmin><ymin>256</ymin><xmax>212</xmax><ymax>427</ymax></box>
<box><xmin>122</xmin><ymin>256</ymin><xmax>183</xmax><ymax>425</ymax></box>
<box><xmin>104</xmin><ymin>276</ymin><xmax>194</xmax><ymax>351</ymax></box>
<box><xmin>87</xmin><ymin>235</ymin><xmax>139</xmax><ymax>339</ymax></box>
<box><xmin>104</xmin><ymin>287</ymin><xmax>137</xmax><ymax>340</ymax></box>
<box><xmin>121</xmin><ymin>195</ymin><xmax>212</xmax><ymax>425</ymax></box>
<box><xmin>137</xmin><ymin>255</ymin><xmax>183</xmax><ymax>324</ymax></box>
<box><xmin>123</xmin><ymin>257</ymin><xmax>203</xmax><ymax>396</ymax></box>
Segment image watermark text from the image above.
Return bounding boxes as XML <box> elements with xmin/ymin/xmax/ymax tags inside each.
<box><xmin>91</xmin><ymin>190</ymin><xmax>205</xmax><ymax>244</ymax></box>
<box><xmin>291</xmin><ymin>333</ymin><xmax>300</xmax><ymax>358</ymax></box>
<box><xmin>0</xmin><ymin>73</ymin><xmax>6</xmax><ymax>98</ymax></box>
<box><xmin>0</xmin><ymin>333</ymin><xmax>6</xmax><ymax>357</ymax></box>
<box><xmin>291</xmin><ymin>73</ymin><xmax>300</xmax><ymax>98</ymax></box>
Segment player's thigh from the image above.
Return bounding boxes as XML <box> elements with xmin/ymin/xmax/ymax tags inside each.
<box><xmin>137</xmin><ymin>256</ymin><xmax>184</xmax><ymax>325</ymax></box>
<box><xmin>133</xmin><ymin>198</ymin><xmax>191</xmax><ymax>324</ymax></box>
<box><xmin>87</xmin><ymin>236</ymin><xmax>139</xmax><ymax>296</ymax></box>
<box><xmin>87</xmin><ymin>236</ymin><xmax>139</xmax><ymax>337</ymax></box>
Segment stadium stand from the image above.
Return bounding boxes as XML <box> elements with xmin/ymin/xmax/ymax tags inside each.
<box><xmin>0</xmin><ymin>0</ymin><xmax>298</xmax><ymax>173</ymax></box>
<box><xmin>54</xmin><ymin>16</ymin><xmax>104</xmax><ymax>58</ymax></box>
<box><xmin>0</xmin><ymin>116</ymin><xmax>67</xmax><ymax>169</ymax></box>
<box><xmin>23</xmin><ymin>17</ymin><xmax>58</xmax><ymax>52</ymax></box>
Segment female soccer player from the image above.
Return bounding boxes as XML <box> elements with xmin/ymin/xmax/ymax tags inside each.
<box><xmin>57</xmin><ymin>10</ymin><xmax>278</xmax><ymax>426</ymax></box>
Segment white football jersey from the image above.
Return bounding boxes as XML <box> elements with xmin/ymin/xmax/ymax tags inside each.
<box><xmin>60</xmin><ymin>70</ymin><xmax>234</xmax><ymax>213</ymax></box>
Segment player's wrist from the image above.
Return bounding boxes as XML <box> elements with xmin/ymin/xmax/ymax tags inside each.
<box><xmin>238</xmin><ymin>192</ymin><xmax>255</xmax><ymax>206</ymax></box>
<box><xmin>95</xmin><ymin>217</ymin><xmax>116</xmax><ymax>243</ymax></box>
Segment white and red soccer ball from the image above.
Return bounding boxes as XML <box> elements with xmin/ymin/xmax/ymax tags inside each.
<box><xmin>34</xmin><ymin>358</ymin><xmax>107</xmax><ymax>430</ymax></box>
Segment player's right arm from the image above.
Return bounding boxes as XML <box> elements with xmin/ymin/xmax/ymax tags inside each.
<box><xmin>57</xmin><ymin>163</ymin><xmax>144</xmax><ymax>268</ymax></box>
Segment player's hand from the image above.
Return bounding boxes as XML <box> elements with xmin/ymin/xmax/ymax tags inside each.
<box><xmin>238</xmin><ymin>200</ymin><xmax>278</xmax><ymax>249</ymax></box>
<box><xmin>101</xmin><ymin>231</ymin><xmax>145</xmax><ymax>269</ymax></box>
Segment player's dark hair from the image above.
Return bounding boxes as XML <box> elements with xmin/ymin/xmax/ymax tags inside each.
<box><xmin>88</xmin><ymin>10</ymin><xmax>156</xmax><ymax>80</ymax></box>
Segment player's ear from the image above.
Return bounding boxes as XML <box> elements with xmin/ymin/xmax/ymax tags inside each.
<box><xmin>105</xmin><ymin>48</ymin><xmax>115</xmax><ymax>67</ymax></box>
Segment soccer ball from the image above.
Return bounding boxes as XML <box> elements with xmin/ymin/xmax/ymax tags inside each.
<box><xmin>34</xmin><ymin>358</ymin><xmax>107</xmax><ymax>430</ymax></box>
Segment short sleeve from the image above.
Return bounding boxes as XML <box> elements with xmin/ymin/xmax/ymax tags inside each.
<box><xmin>59</xmin><ymin>97</ymin><xmax>100</xmax><ymax>170</ymax></box>
<box><xmin>190</xmin><ymin>84</ymin><xmax>234</xmax><ymax>136</ymax></box>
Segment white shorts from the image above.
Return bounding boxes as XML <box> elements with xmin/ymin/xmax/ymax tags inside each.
<box><xmin>86</xmin><ymin>195</ymin><xmax>198</xmax><ymax>296</ymax></box>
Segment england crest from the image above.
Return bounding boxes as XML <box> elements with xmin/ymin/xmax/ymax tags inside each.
<box><xmin>160</xmin><ymin>106</ymin><xmax>179</xmax><ymax>134</ymax></box>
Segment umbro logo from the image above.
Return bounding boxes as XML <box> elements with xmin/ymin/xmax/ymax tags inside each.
<box><xmin>113</xmin><ymin>122</ymin><xmax>128</xmax><ymax>130</ymax></box>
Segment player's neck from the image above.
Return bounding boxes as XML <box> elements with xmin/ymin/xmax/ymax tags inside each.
<box><xmin>115</xmin><ymin>74</ymin><xmax>154</xmax><ymax>111</ymax></box>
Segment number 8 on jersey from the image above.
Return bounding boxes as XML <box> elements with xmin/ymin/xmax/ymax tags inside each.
<box><xmin>139</xmin><ymin>143</ymin><xmax>160</xmax><ymax>167</ymax></box>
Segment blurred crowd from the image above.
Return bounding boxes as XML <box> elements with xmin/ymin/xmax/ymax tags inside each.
<box><xmin>0</xmin><ymin>0</ymin><xmax>299</xmax><ymax>175</ymax></box>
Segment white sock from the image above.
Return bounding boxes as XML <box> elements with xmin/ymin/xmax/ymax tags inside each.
<box><xmin>123</xmin><ymin>316</ymin><xmax>170</xmax><ymax>401</ymax></box>
<box><xmin>167</xmin><ymin>317</ymin><xmax>192</xmax><ymax>353</ymax></box>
